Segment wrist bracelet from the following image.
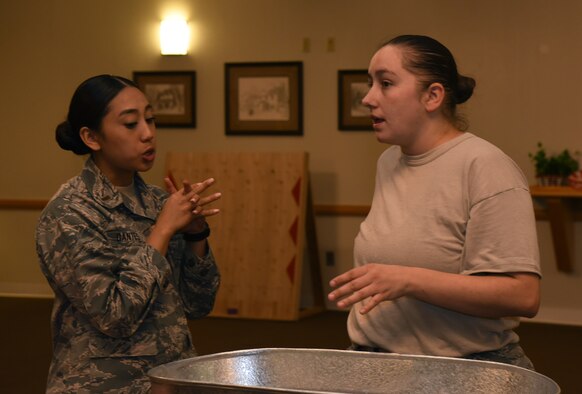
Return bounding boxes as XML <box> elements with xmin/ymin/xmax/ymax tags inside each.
<box><xmin>183</xmin><ymin>226</ymin><xmax>211</xmax><ymax>242</ymax></box>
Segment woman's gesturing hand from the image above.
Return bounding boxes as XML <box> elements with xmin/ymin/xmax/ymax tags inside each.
<box><xmin>164</xmin><ymin>176</ymin><xmax>222</xmax><ymax>232</ymax></box>
<box><xmin>328</xmin><ymin>264</ymin><xmax>412</xmax><ymax>314</ymax></box>
<box><xmin>159</xmin><ymin>176</ymin><xmax>221</xmax><ymax>235</ymax></box>
<box><xmin>146</xmin><ymin>176</ymin><xmax>221</xmax><ymax>256</ymax></box>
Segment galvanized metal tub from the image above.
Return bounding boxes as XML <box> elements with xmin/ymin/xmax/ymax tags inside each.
<box><xmin>148</xmin><ymin>348</ymin><xmax>560</xmax><ymax>393</ymax></box>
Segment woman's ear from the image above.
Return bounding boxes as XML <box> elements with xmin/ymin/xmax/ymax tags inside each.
<box><xmin>423</xmin><ymin>82</ymin><xmax>446</xmax><ymax>113</ymax></box>
<box><xmin>79</xmin><ymin>127</ymin><xmax>101</xmax><ymax>152</ymax></box>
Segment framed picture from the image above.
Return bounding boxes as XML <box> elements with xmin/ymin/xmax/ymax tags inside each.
<box><xmin>225</xmin><ymin>62</ymin><xmax>303</xmax><ymax>135</ymax></box>
<box><xmin>338</xmin><ymin>69</ymin><xmax>373</xmax><ymax>131</ymax></box>
<box><xmin>133</xmin><ymin>71</ymin><xmax>196</xmax><ymax>128</ymax></box>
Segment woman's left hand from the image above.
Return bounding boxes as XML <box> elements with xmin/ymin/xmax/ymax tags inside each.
<box><xmin>328</xmin><ymin>263</ymin><xmax>412</xmax><ymax>314</ymax></box>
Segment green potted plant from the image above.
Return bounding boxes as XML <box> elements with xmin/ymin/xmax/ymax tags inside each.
<box><xmin>529</xmin><ymin>142</ymin><xmax>579</xmax><ymax>186</ymax></box>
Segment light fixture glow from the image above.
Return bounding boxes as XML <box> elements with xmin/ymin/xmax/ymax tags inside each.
<box><xmin>160</xmin><ymin>17</ymin><xmax>190</xmax><ymax>55</ymax></box>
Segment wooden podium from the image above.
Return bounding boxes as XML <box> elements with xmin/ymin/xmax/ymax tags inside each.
<box><xmin>166</xmin><ymin>152</ymin><xmax>324</xmax><ymax>320</ymax></box>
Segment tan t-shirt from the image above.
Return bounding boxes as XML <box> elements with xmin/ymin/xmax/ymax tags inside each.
<box><xmin>347</xmin><ymin>133</ymin><xmax>541</xmax><ymax>357</ymax></box>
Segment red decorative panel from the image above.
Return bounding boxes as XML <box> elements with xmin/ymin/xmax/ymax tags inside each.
<box><xmin>292</xmin><ymin>177</ymin><xmax>301</xmax><ymax>206</ymax></box>
<box><xmin>286</xmin><ymin>256</ymin><xmax>296</xmax><ymax>284</ymax></box>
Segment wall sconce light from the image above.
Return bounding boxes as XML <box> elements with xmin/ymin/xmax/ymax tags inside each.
<box><xmin>160</xmin><ymin>17</ymin><xmax>190</xmax><ymax>55</ymax></box>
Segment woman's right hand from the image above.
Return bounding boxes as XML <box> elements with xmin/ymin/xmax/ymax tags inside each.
<box><xmin>328</xmin><ymin>263</ymin><xmax>540</xmax><ymax>319</ymax></box>
<box><xmin>328</xmin><ymin>263</ymin><xmax>413</xmax><ymax>314</ymax></box>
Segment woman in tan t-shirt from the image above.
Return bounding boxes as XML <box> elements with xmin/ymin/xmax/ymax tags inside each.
<box><xmin>328</xmin><ymin>35</ymin><xmax>541</xmax><ymax>369</ymax></box>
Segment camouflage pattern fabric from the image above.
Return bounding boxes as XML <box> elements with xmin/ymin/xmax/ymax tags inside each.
<box><xmin>36</xmin><ymin>158</ymin><xmax>220</xmax><ymax>393</ymax></box>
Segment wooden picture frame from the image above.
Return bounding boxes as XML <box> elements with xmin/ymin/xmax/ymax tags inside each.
<box><xmin>225</xmin><ymin>62</ymin><xmax>303</xmax><ymax>135</ymax></box>
<box><xmin>338</xmin><ymin>69</ymin><xmax>373</xmax><ymax>131</ymax></box>
<box><xmin>133</xmin><ymin>71</ymin><xmax>196</xmax><ymax>128</ymax></box>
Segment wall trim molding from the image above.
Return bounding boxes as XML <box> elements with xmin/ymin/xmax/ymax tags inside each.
<box><xmin>0</xmin><ymin>198</ymin><xmax>552</xmax><ymax>220</ymax></box>
<box><xmin>0</xmin><ymin>199</ymin><xmax>47</xmax><ymax>210</ymax></box>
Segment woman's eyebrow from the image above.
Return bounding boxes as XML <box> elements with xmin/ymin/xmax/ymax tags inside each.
<box><xmin>119</xmin><ymin>108</ymin><xmax>138</xmax><ymax>116</ymax></box>
<box><xmin>374</xmin><ymin>68</ymin><xmax>397</xmax><ymax>77</ymax></box>
<box><xmin>118</xmin><ymin>104</ymin><xmax>153</xmax><ymax>117</ymax></box>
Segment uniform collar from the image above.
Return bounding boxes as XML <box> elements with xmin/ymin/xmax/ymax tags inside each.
<box><xmin>80</xmin><ymin>158</ymin><xmax>159</xmax><ymax>219</ymax></box>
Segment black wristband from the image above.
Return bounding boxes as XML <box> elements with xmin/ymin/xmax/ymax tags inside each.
<box><xmin>183</xmin><ymin>226</ymin><xmax>211</xmax><ymax>242</ymax></box>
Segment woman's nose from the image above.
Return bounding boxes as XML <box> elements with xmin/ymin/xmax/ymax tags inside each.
<box><xmin>141</xmin><ymin>122</ymin><xmax>155</xmax><ymax>141</ymax></box>
<box><xmin>362</xmin><ymin>89</ymin><xmax>374</xmax><ymax>108</ymax></box>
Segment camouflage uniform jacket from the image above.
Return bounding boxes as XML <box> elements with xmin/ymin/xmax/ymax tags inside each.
<box><xmin>36</xmin><ymin>158</ymin><xmax>220</xmax><ymax>394</ymax></box>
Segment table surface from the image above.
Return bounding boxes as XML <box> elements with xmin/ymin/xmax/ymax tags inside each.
<box><xmin>530</xmin><ymin>185</ymin><xmax>582</xmax><ymax>198</ymax></box>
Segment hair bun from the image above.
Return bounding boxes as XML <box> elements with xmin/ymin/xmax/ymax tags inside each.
<box><xmin>455</xmin><ymin>75</ymin><xmax>476</xmax><ymax>104</ymax></box>
<box><xmin>55</xmin><ymin>121</ymin><xmax>90</xmax><ymax>155</ymax></box>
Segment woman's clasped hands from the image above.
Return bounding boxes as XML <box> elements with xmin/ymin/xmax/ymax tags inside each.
<box><xmin>161</xmin><ymin>176</ymin><xmax>221</xmax><ymax>234</ymax></box>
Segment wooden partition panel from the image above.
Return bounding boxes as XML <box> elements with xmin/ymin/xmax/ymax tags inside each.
<box><xmin>166</xmin><ymin>152</ymin><xmax>322</xmax><ymax>320</ymax></box>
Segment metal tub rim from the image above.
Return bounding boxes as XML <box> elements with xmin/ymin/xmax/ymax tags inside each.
<box><xmin>148</xmin><ymin>347</ymin><xmax>560</xmax><ymax>393</ymax></box>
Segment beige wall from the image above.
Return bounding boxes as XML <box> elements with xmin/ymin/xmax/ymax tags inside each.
<box><xmin>1</xmin><ymin>0</ymin><xmax>581</xmax><ymax>324</ymax></box>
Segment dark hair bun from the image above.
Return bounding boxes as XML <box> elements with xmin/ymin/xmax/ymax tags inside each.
<box><xmin>455</xmin><ymin>75</ymin><xmax>476</xmax><ymax>104</ymax></box>
<box><xmin>55</xmin><ymin>121</ymin><xmax>90</xmax><ymax>155</ymax></box>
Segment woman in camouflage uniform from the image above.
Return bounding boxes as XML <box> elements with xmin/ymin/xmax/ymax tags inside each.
<box><xmin>36</xmin><ymin>75</ymin><xmax>221</xmax><ymax>393</ymax></box>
